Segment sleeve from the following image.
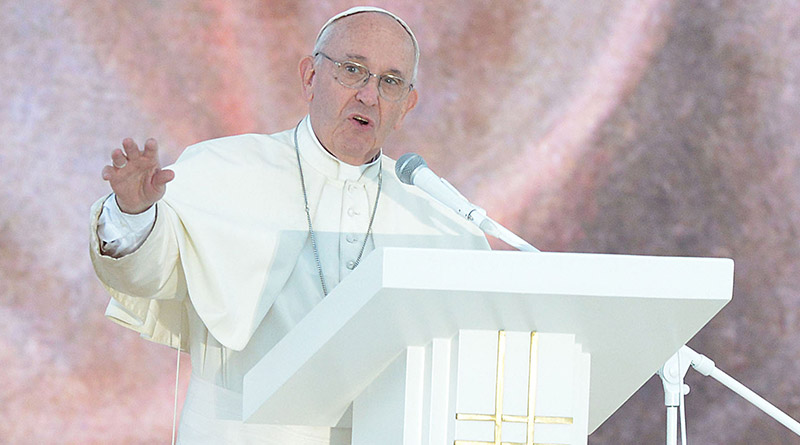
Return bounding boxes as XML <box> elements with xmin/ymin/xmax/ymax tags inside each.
<box><xmin>97</xmin><ymin>194</ymin><xmax>156</xmax><ymax>258</ymax></box>
<box><xmin>89</xmin><ymin>195</ymin><xmax>189</xmax><ymax>350</ymax></box>
<box><xmin>90</xmin><ymin>196</ymin><xmax>184</xmax><ymax>300</ymax></box>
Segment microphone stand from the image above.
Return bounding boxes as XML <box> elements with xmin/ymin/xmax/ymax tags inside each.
<box><xmin>465</xmin><ymin>206</ymin><xmax>540</xmax><ymax>252</ymax></box>
<box><xmin>436</xmin><ymin>177</ymin><xmax>540</xmax><ymax>252</ymax></box>
<box><xmin>657</xmin><ymin>345</ymin><xmax>800</xmax><ymax>445</ymax></box>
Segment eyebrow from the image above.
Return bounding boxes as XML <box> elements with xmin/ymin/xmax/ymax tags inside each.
<box><xmin>344</xmin><ymin>53</ymin><xmax>406</xmax><ymax>77</ymax></box>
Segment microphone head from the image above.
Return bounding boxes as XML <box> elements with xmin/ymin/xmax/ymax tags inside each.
<box><xmin>395</xmin><ymin>153</ymin><xmax>427</xmax><ymax>185</ymax></box>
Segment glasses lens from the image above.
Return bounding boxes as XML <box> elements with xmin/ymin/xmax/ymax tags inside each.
<box><xmin>336</xmin><ymin>62</ymin><xmax>368</xmax><ymax>87</ymax></box>
<box><xmin>324</xmin><ymin>54</ymin><xmax>410</xmax><ymax>101</ymax></box>
<box><xmin>378</xmin><ymin>75</ymin><xmax>408</xmax><ymax>101</ymax></box>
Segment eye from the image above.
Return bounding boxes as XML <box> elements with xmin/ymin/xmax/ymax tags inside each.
<box><xmin>382</xmin><ymin>76</ymin><xmax>404</xmax><ymax>87</ymax></box>
<box><xmin>342</xmin><ymin>63</ymin><xmax>362</xmax><ymax>74</ymax></box>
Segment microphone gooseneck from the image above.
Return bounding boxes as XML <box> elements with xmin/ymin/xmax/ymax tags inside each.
<box><xmin>393</xmin><ymin>152</ymin><xmax>539</xmax><ymax>252</ymax></box>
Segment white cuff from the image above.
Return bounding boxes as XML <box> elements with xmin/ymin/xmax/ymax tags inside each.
<box><xmin>97</xmin><ymin>195</ymin><xmax>156</xmax><ymax>258</ymax></box>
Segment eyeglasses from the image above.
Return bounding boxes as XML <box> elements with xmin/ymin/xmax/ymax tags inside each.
<box><xmin>315</xmin><ymin>52</ymin><xmax>413</xmax><ymax>102</ymax></box>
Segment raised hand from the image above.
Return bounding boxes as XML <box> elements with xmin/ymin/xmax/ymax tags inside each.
<box><xmin>101</xmin><ymin>138</ymin><xmax>175</xmax><ymax>214</ymax></box>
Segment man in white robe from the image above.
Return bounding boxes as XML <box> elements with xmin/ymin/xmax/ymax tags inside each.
<box><xmin>90</xmin><ymin>7</ymin><xmax>489</xmax><ymax>444</ymax></box>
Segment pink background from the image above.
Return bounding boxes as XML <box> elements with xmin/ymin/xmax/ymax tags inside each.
<box><xmin>2</xmin><ymin>0</ymin><xmax>800</xmax><ymax>443</ymax></box>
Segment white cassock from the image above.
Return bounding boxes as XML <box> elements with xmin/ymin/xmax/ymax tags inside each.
<box><xmin>89</xmin><ymin>116</ymin><xmax>489</xmax><ymax>444</ymax></box>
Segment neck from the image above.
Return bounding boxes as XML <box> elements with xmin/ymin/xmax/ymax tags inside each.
<box><xmin>320</xmin><ymin>143</ymin><xmax>380</xmax><ymax>166</ymax></box>
<box><xmin>306</xmin><ymin>117</ymin><xmax>381</xmax><ymax>166</ymax></box>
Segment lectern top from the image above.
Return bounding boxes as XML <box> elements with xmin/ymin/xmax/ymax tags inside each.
<box><xmin>244</xmin><ymin>248</ymin><xmax>733</xmax><ymax>432</ymax></box>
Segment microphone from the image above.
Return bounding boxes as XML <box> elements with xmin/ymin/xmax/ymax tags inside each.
<box><xmin>395</xmin><ymin>153</ymin><xmax>539</xmax><ymax>252</ymax></box>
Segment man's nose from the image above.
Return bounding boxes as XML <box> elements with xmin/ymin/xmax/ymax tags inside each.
<box><xmin>355</xmin><ymin>74</ymin><xmax>380</xmax><ymax>105</ymax></box>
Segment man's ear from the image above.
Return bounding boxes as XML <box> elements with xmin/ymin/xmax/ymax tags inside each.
<box><xmin>299</xmin><ymin>56</ymin><xmax>316</xmax><ymax>102</ymax></box>
<box><xmin>393</xmin><ymin>88</ymin><xmax>419</xmax><ymax>130</ymax></box>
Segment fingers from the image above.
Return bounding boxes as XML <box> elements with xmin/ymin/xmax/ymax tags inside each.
<box><xmin>122</xmin><ymin>137</ymin><xmax>142</xmax><ymax>161</ymax></box>
<box><xmin>143</xmin><ymin>138</ymin><xmax>159</xmax><ymax>158</ymax></box>
<box><xmin>101</xmin><ymin>165</ymin><xmax>114</xmax><ymax>181</ymax></box>
<box><xmin>110</xmin><ymin>148</ymin><xmax>128</xmax><ymax>169</ymax></box>
<box><xmin>103</xmin><ymin>137</ymin><xmax>167</xmax><ymax>182</ymax></box>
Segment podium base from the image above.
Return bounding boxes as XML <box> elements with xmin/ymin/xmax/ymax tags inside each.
<box><xmin>352</xmin><ymin>330</ymin><xmax>590</xmax><ymax>445</ymax></box>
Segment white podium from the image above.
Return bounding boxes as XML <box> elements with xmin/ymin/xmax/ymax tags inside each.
<box><xmin>243</xmin><ymin>248</ymin><xmax>733</xmax><ymax>445</ymax></box>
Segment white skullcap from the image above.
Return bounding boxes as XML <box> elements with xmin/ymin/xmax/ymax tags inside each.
<box><xmin>314</xmin><ymin>6</ymin><xmax>419</xmax><ymax>82</ymax></box>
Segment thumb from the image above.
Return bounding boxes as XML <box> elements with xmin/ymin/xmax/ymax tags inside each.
<box><xmin>153</xmin><ymin>168</ymin><xmax>175</xmax><ymax>187</ymax></box>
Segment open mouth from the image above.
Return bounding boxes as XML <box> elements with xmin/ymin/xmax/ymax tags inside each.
<box><xmin>352</xmin><ymin>115</ymin><xmax>371</xmax><ymax>126</ymax></box>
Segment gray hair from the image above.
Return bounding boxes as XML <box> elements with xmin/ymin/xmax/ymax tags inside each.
<box><xmin>313</xmin><ymin>6</ymin><xmax>419</xmax><ymax>84</ymax></box>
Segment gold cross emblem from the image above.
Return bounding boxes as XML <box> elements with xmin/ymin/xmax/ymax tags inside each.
<box><xmin>455</xmin><ymin>331</ymin><xmax>573</xmax><ymax>445</ymax></box>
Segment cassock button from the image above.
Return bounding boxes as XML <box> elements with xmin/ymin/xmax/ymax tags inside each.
<box><xmin>347</xmin><ymin>208</ymin><xmax>357</xmax><ymax>217</ymax></box>
<box><xmin>346</xmin><ymin>260</ymin><xmax>356</xmax><ymax>270</ymax></box>
<box><xmin>346</xmin><ymin>234</ymin><xmax>358</xmax><ymax>243</ymax></box>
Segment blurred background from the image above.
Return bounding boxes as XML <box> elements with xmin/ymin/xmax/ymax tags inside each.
<box><xmin>2</xmin><ymin>0</ymin><xmax>799</xmax><ymax>443</ymax></box>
